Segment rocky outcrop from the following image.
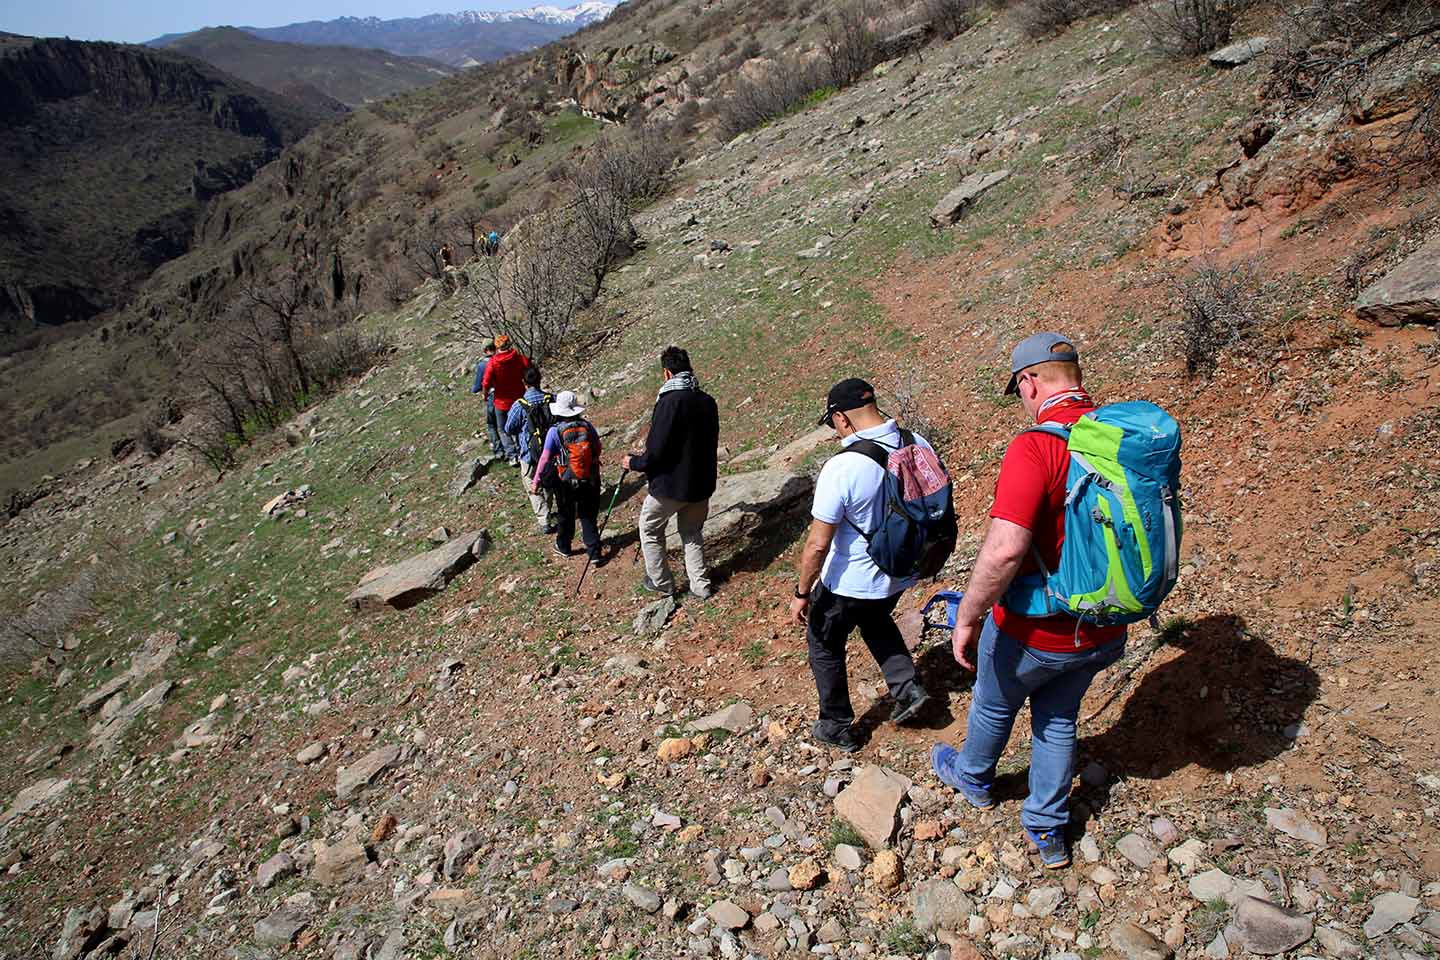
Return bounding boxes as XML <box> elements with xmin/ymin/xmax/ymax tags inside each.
<box><xmin>346</xmin><ymin>530</ymin><xmax>491</xmax><ymax>610</ymax></box>
<box><xmin>664</xmin><ymin>469</ymin><xmax>813</xmax><ymax>557</ymax></box>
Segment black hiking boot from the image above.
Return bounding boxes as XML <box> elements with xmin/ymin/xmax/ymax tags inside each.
<box><xmin>890</xmin><ymin>685</ymin><xmax>930</xmax><ymax>725</ymax></box>
<box><xmin>812</xmin><ymin>722</ymin><xmax>861</xmax><ymax>754</ymax></box>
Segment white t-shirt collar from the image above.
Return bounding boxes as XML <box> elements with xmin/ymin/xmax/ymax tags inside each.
<box><xmin>840</xmin><ymin>419</ymin><xmax>899</xmax><ymax>448</ymax></box>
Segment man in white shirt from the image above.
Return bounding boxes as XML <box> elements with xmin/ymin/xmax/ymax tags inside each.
<box><xmin>790</xmin><ymin>379</ymin><xmax>931</xmax><ymax>752</ymax></box>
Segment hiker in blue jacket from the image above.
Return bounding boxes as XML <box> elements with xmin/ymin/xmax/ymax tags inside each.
<box><xmin>469</xmin><ymin>341</ymin><xmax>503</xmax><ymax>453</ymax></box>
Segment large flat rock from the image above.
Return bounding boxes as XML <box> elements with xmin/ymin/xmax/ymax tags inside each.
<box><xmin>834</xmin><ymin>765</ymin><xmax>910</xmax><ymax>849</ymax></box>
<box><xmin>1356</xmin><ymin>236</ymin><xmax>1440</xmax><ymax>326</ymax></box>
<box><xmin>89</xmin><ymin>680</ymin><xmax>174</xmax><ymax>753</ymax></box>
<box><xmin>930</xmin><ymin>169</ymin><xmax>1011</xmax><ymax>226</ymax></box>
<box><xmin>1209</xmin><ymin>37</ymin><xmax>1272</xmax><ymax>68</ymax></box>
<box><xmin>2</xmin><ymin>776</ymin><xmax>71</xmax><ymax>824</ymax></box>
<box><xmin>336</xmin><ymin>744</ymin><xmax>403</xmax><ymax>802</ymax></box>
<box><xmin>346</xmin><ymin>530</ymin><xmax>490</xmax><ymax>611</ymax></box>
<box><xmin>664</xmin><ymin>469</ymin><xmax>813</xmax><ymax>555</ymax></box>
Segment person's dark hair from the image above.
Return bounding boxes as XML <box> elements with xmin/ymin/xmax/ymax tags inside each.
<box><xmin>660</xmin><ymin>346</ymin><xmax>692</xmax><ymax>375</ymax></box>
<box><xmin>522</xmin><ymin>366</ymin><xmax>542</xmax><ymax>388</ymax></box>
<box><xmin>483</xmin><ymin>341</ymin><xmax>496</xmax><ymax>355</ymax></box>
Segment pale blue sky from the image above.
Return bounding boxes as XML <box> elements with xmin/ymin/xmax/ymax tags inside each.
<box><xmin>0</xmin><ymin>0</ymin><xmax>529</xmax><ymax>44</ymax></box>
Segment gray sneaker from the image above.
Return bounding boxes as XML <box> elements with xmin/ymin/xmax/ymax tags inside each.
<box><xmin>686</xmin><ymin>585</ymin><xmax>714</xmax><ymax>601</ymax></box>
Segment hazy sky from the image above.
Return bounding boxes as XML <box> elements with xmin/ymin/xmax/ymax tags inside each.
<box><xmin>0</xmin><ymin>0</ymin><xmax>534</xmax><ymax>44</ymax></box>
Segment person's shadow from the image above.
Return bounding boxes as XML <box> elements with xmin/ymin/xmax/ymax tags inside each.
<box><xmin>1078</xmin><ymin>613</ymin><xmax>1320</xmax><ymax>789</ymax></box>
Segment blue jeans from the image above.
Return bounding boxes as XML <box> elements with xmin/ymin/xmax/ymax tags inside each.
<box><xmin>484</xmin><ymin>397</ymin><xmax>504</xmax><ymax>451</ymax></box>
<box><xmin>957</xmin><ymin>615</ymin><xmax>1124</xmax><ymax>833</ymax></box>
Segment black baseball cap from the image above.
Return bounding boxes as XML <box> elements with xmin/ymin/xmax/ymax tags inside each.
<box><xmin>819</xmin><ymin>378</ymin><xmax>877</xmax><ymax>427</ymax></box>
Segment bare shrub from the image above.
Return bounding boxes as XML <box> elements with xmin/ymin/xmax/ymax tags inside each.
<box><xmin>822</xmin><ymin>1</ymin><xmax>883</xmax><ymax>87</ymax></box>
<box><xmin>572</xmin><ymin>125</ymin><xmax>680</xmax><ymax>204</ymax></box>
<box><xmin>0</xmin><ymin>568</ymin><xmax>97</xmax><ymax>661</ymax></box>
<box><xmin>138</xmin><ymin>399</ymin><xmax>178</xmax><ymax>457</ymax></box>
<box><xmin>1012</xmin><ymin>0</ymin><xmax>1136</xmax><ymax>38</ymax></box>
<box><xmin>715</xmin><ymin>57</ymin><xmax>835</xmax><ymax>140</ymax></box>
<box><xmin>922</xmin><ymin>0</ymin><xmax>982</xmax><ymax>41</ymax></box>
<box><xmin>1177</xmin><ymin>262</ymin><xmax>1265</xmax><ymax>376</ymax></box>
<box><xmin>888</xmin><ymin>368</ymin><xmax>950</xmax><ymax>451</ymax></box>
<box><xmin>1140</xmin><ymin>0</ymin><xmax>1242</xmax><ymax>56</ymax></box>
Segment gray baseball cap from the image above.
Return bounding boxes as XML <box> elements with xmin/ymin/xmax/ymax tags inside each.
<box><xmin>1005</xmin><ymin>332</ymin><xmax>1079</xmax><ymax>395</ymax></box>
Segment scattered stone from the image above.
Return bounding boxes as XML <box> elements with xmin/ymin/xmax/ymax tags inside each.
<box><xmin>88</xmin><ymin>680</ymin><xmax>173</xmax><ymax>753</ymax></box>
<box><xmin>634</xmin><ymin>596</ymin><xmax>678</xmax><ymax>635</ymax></box>
<box><xmin>1028</xmin><ymin>886</ymin><xmax>1064</xmax><ymax>918</ymax></box>
<box><xmin>336</xmin><ymin>744</ymin><xmax>403</xmax><ymax>802</ymax></box>
<box><xmin>1117</xmin><ymin>833</ymin><xmax>1162</xmax><ymax>869</ymax></box>
<box><xmin>1208</xmin><ymin>37</ymin><xmax>1272</xmax><ymax>68</ymax></box>
<box><xmin>256</xmin><ymin>853</ymin><xmax>296</xmax><ymax>890</ymax></box>
<box><xmin>657</xmin><ymin>737</ymin><xmax>693</xmax><ymax>763</ymax></box>
<box><xmin>788</xmin><ymin>859</ymin><xmax>824</xmax><ymax>891</ymax></box>
<box><xmin>833</xmin><ymin>844</ymin><xmax>864</xmax><ymax>871</ymax></box>
<box><xmin>914</xmin><ymin>819</ymin><xmax>945</xmax><ymax>841</ymax></box>
<box><xmin>443</xmin><ymin>831</ymin><xmax>482</xmax><ymax>879</ymax></box>
<box><xmin>311</xmin><ymin>841</ymin><xmax>369</xmax><ymax>886</ymax></box>
<box><xmin>1315</xmin><ymin>926</ymin><xmax>1363</xmax><ymax>958</ymax></box>
<box><xmin>346</xmin><ymin>531</ymin><xmax>490</xmax><ymax>610</ymax></box>
<box><xmin>1235</xmin><ymin>896</ymin><xmax>1314</xmax><ymax>955</ymax></box>
<box><xmin>911</xmin><ymin>879</ymin><xmax>975</xmax><ymax>932</ymax></box>
<box><xmin>254</xmin><ymin>908</ymin><xmax>307</xmax><ymax>948</ymax></box>
<box><xmin>1190</xmin><ymin>869</ymin><xmax>1237</xmax><ymax>903</ymax></box>
<box><xmin>868</xmin><ymin>849</ymin><xmax>904</xmax><ymax>891</ymax></box>
<box><xmin>1078</xmin><ymin>834</ymin><xmax>1102</xmax><ymax>863</ymax></box>
<box><xmin>930</xmin><ymin>169</ymin><xmax>1012</xmax><ymax>226</ymax></box>
<box><xmin>1168</xmin><ymin>838</ymin><xmax>1207</xmax><ymax>875</ymax></box>
<box><xmin>292</xmin><ymin>742</ymin><xmax>328</xmax><ymax>768</ymax></box>
<box><xmin>1111</xmin><ymin>920</ymin><xmax>1174</xmax><ymax>960</ymax></box>
<box><xmin>449</xmin><ymin>457</ymin><xmax>494</xmax><ymax>497</ymax></box>
<box><xmin>817</xmin><ymin>917</ymin><xmax>847</xmax><ymax>944</ymax></box>
<box><xmin>690</xmin><ymin>701</ymin><xmax>755</xmax><ymax>734</ymax></box>
<box><xmin>1264</xmin><ymin>808</ymin><xmax>1328</xmax><ymax>847</ymax></box>
<box><xmin>371</xmin><ymin>813</ymin><xmax>397</xmax><ymax>843</ymax></box>
<box><xmin>707</xmin><ymin>900</ymin><xmax>750</xmax><ymax>930</ymax></box>
<box><xmin>623</xmin><ymin>882</ymin><xmax>663</xmax><ymax>913</ymax></box>
<box><xmin>1363</xmin><ymin>892</ymin><xmax>1419</xmax><ymax>939</ymax></box>
<box><xmin>1150</xmin><ymin>817</ymin><xmax>1180</xmax><ymax>846</ymax></box>
<box><xmin>834</xmin><ymin>765</ymin><xmax>909</xmax><ymax>849</ymax></box>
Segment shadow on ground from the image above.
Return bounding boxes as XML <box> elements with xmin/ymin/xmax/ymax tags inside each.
<box><xmin>1079</xmin><ymin>613</ymin><xmax>1320</xmax><ymax>784</ymax></box>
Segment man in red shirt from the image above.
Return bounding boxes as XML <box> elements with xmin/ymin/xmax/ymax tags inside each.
<box><xmin>931</xmin><ymin>333</ymin><xmax>1126</xmax><ymax>870</ymax></box>
<box><xmin>480</xmin><ymin>334</ymin><xmax>532</xmax><ymax>464</ymax></box>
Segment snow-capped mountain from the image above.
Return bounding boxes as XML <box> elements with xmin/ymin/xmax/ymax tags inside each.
<box><xmin>172</xmin><ymin>3</ymin><xmax>620</xmax><ymax>69</ymax></box>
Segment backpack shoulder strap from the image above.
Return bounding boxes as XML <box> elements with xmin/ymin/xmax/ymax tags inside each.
<box><xmin>1025</xmin><ymin>422</ymin><xmax>1072</xmax><ymax>440</ymax></box>
<box><xmin>841</xmin><ymin>438</ymin><xmax>890</xmax><ymax>470</ymax></box>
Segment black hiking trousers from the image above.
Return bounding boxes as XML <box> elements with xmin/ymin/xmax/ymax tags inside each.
<box><xmin>807</xmin><ymin>583</ymin><xmax>920</xmax><ymax>737</ymax></box>
<box><xmin>554</xmin><ymin>482</ymin><xmax>602</xmax><ymax>560</ymax></box>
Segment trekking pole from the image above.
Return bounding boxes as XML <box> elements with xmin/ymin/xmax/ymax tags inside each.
<box><xmin>574</xmin><ymin>468</ymin><xmax>629</xmax><ymax>597</ymax></box>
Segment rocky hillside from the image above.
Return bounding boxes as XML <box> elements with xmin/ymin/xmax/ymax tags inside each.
<box><xmin>0</xmin><ymin>35</ymin><xmax>325</xmax><ymax>348</ymax></box>
<box><xmin>2</xmin><ymin>3</ymin><xmax>1438</xmax><ymax>960</ymax></box>
<box><xmin>153</xmin><ymin>28</ymin><xmax>456</xmax><ymax>110</ymax></box>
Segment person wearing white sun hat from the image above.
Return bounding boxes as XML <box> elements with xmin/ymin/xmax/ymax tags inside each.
<box><xmin>532</xmin><ymin>390</ymin><xmax>605</xmax><ymax>562</ymax></box>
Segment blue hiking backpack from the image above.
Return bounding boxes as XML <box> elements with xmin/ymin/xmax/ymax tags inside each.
<box><xmin>1001</xmin><ymin>402</ymin><xmax>1183</xmax><ymax>627</ymax></box>
<box><xmin>842</xmin><ymin>429</ymin><xmax>958</xmax><ymax>580</ymax></box>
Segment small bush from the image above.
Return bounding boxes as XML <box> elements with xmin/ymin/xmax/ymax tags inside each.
<box><xmin>1177</xmin><ymin>262</ymin><xmax>1264</xmax><ymax>377</ymax></box>
<box><xmin>1141</xmin><ymin>0</ymin><xmax>1242</xmax><ymax>57</ymax></box>
<box><xmin>922</xmin><ymin>0</ymin><xmax>982</xmax><ymax>41</ymax></box>
<box><xmin>1012</xmin><ymin>0</ymin><xmax>1135</xmax><ymax>38</ymax></box>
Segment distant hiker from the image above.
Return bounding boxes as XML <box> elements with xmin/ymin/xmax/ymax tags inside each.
<box><xmin>440</xmin><ymin>243</ymin><xmax>454</xmax><ymax>269</ymax></box>
<box><xmin>790</xmin><ymin>378</ymin><xmax>952</xmax><ymax>754</ymax></box>
<box><xmin>621</xmin><ymin>347</ymin><xmax>719</xmax><ymax>600</ymax></box>
<box><xmin>480</xmin><ymin>334</ymin><xmax>531</xmax><ymax>464</ymax></box>
<box><xmin>930</xmin><ymin>333</ymin><xmax>1182</xmax><ymax>870</ymax></box>
<box><xmin>469</xmin><ymin>341</ymin><xmax>504</xmax><ymax>453</ymax></box>
<box><xmin>485</xmin><ymin>230</ymin><xmax>501</xmax><ymax>256</ymax></box>
<box><xmin>506</xmin><ymin>366</ymin><xmax>556</xmax><ymax>534</ymax></box>
<box><xmin>532</xmin><ymin>391</ymin><xmax>604</xmax><ymax>562</ymax></box>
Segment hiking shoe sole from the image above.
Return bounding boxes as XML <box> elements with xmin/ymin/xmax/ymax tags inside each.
<box><xmin>930</xmin><ymin>744</ymin><xmax>995</xmax><ymax>810</ymax></box>
<box><xmin>812</xmin><ymin>724</ymin><xmax>861</xmax><ymax>753</ymax></box>
<box><xmin>552</xmin><ymin>545</ymin><xmax>574</xmax><ymax>558</ymax></box>
<box><xmin>890</xmin><ymin>689</ymin><xmax>929</xmax><ymax>725</ymax></box>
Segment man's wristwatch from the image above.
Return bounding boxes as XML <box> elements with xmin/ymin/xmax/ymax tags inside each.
<box><xmin>794</xmin><ymin>585</ymin><xmax>809</xmax><ymax>600</ymax></box>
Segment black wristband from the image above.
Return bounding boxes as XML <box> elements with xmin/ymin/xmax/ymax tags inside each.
<box><xmin>794</xmin><ymin>585</ymin><xmax>809</xmax><ymax>600</ymax></box>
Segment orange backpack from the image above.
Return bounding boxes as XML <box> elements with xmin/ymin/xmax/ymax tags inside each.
<box><xmin>555</xmin><ymin>421</ymin><xmax>598</xmax><ymax>488</ymax></box>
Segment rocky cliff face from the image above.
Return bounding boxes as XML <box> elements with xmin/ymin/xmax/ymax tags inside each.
<box><xmin>0</xmin><ymin>36</ymin><xmax>324</xmax><ymax>339</ymax></box>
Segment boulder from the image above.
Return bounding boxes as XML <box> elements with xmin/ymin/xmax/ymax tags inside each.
<box><xmin>930</xmin><ymin>170</ymin><xmax>1011</xmax><ymax>226</ymax></box>
<box><xmin>257</xmin><ymin>853</ymin><xmax>296</xmax><ymax>889</ymax></box>
<box><xmin>1208</xmin><ymin>37</ymin><xmax>1272</xmax><ymax>68</ymax></box>
<box><xmin>1111</xmin><ymin>920</ymin><xmax>1174</xmax><ymax>960</ymax></box>
<box><xmin>3</xmin><ymin>777</ymin><xmax>71</xmax><ymax>824</ymax></box>
<box><xmin>449</xmin><ymin>457</ymin><xmax>495</xmax><ymax>497</ymax></box>
<box><xmin>52</xmin><ymin>905</ymin><xmax>107</xmax><ymax>960</ymax></box>
<box><xmin>663</xmin><ymin>469</ymin><xmax>813</xmax><ymax>557</ymax></box>
<box><xmin>346</xmin><ymin>531</ymin><xmax>490</xmax><ymax>610</ymax></box>
<box><xmin>89</xmin><ymin>680</ymin><xmax>173</xmax><ymax>753</ymax></box>
<box><xmin>74</xmin><ymin>630</ymin><xmax>179</xmax><ymax>715</ymax></box>
<box><xmin>254</xmin><ymin>908</ymin><xmax>308</xmax><ymax>948</ymax></box>
<box><xmin>311</xmin><ymin>841</ymin><xmax>369</xmax><ymax>886</ymax></box>
<box><xmin>633</xmin><ymin>595</ymin><xmax>678</xmax><ymax>636</ymax></box>
<box><xmin>336</xmin><ymin>744</ymin><xmax>403</xmax><ymax>802</ymax></box>
<box><xmin>1234</xmin><ymin>896</ymin><xmax>1314</xmax><ymax>955</ymax></box>
<box><xmin>911</xmin><ymin>878</ymin><xmax>975</xmax><ymax>933</ymax></box>
<box><xmin>765</xmin><ymin>425</ymin><xmax>836</xmax><ymax>472</ymax></box>
<box><xmin>834</xmin><ymin>765</ymin><xmax>910</xmax><ymax>849</ymax></box>
<box><xmin>623</xmin><ymin>882</ymin><xmax>662</xmax><ymax>913</ymax></box>
<box><xmin>1356</xmin><ymin>237</ymin><xmax>1440</xmax><ymax>326</ymax></box>
<box><xmin>1363</xmin><ymin>892</ymin><xmax>1419</xmax><ymax>939</ymax></box>
<box><xmin>707</xmin><ymin>900</ymin><xmax>750</xmax><ymax>930</ymax></box>
<box><xmin>689</xmin><ymin>701</ymin><xmax>755</xmax><ymax>735</ymax></box>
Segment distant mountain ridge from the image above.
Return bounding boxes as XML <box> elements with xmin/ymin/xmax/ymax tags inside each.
<box><xmin>150</xmin><ymin>3</ymin><xmax>618</xmax><ymax>68</ymax></box>
<box><xmin>156</xmin><ymin>27</ymin><xmax>455</xmax><ymax>110</ymax></box>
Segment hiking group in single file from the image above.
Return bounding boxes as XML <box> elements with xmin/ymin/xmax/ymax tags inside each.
<box><xmin>471</xmin><ymin>331</ymin><xmax>1183</xmax><ymax>870</ymax></box>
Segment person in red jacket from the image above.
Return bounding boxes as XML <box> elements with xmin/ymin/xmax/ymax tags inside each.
<box><xmin>480</xmin><ymin>334</ymin><xmax>531</xmax><ymax>464</ymax></box>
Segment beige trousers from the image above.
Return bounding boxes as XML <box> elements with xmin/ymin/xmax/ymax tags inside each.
<box><xmin>638</xmin><ymin>494</ymin><xmax>711</xmax><ymax>595</ymax></box>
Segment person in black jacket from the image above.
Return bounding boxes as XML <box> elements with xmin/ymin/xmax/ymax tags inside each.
<box><xmin>622</xmin><ymin>346</ymin><xmax>720</xmax><ymax>599</ymax></box>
